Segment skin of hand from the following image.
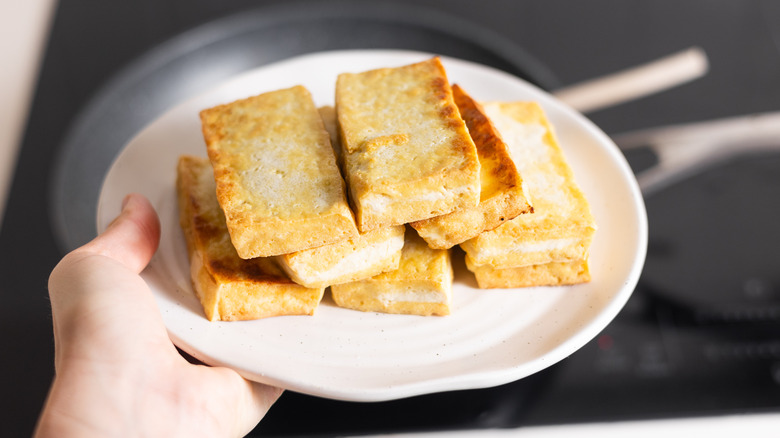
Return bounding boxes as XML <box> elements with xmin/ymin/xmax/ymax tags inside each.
<box><xmin>35</xmin><ymin>193</ymin><xmax>282</xmax><ymax>438</ymax></box>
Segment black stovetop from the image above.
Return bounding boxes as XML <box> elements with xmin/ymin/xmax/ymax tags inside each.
<box><xmin>3</xmin><ymin>1</ymin><xmax>780</xmax><ymax>436</ymax></box>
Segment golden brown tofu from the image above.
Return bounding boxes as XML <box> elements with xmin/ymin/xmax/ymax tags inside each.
<box><xmin>318</xmin><ymin>105</ymin><xmax>343</xmax><ymax>167</ymax></box>
<box><xmin>331</xmin><ymin>227</ymin><xmax>453</xmax><ymax>316</ymax></box>
<box><xmin>274</xmin><ymin>225</ymin><xmax>405</xmax><ymax>289</ymax></box>
<box><xmin>200</xmin><ymin>85</ymin><xmax>358</xmax><ymax>259</ymax></box>
<box><xmin>176</xmin><ymin>155</ymin><xmax>325</xmax><ymax>321</ymax></box>
<box><xmin>335</xmin><ymin>57</ymin><xmax>481</xmax><ymax>232</ymax></box>
<box><xmin>460</xmin><ymin>102</ymin><xmax>596</xmax><ymax>270</ymax></box>
<box><xmin>466</xmin><ymin>258</ymin><xmax>591</xmax><ymax>289</ymax></box>
<box><xmin>410</xmin><ymin>85</ymin><xmax>533</xmax><ymax>249</ymax></box>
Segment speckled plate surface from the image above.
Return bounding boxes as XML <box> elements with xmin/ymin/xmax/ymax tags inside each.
<box><xmin>97</xmin><ymin>50</ymin><xmax>647</xmax><ymax>402</ymax></box>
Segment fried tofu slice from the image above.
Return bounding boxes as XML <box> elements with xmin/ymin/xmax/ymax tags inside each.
<box><xmin>335</xmin><ymin>57</ymin><xmax>481</xmax><ymax>232</ymax></box>
<box><xmin>318</xmin><ymin>105</ymin><xmax>343</xmax><ymax>167</ymax></box>
<box><xmin>331</xmin><ymin>228</ymin><xmax>453</xmax><ymax>316</ymax></box>
<box><xmin>200</xmin><ymin>85</ymin><xmax>358</xmax><ymax>258</ymax></box>
<box><xmin>176</xmin><ymin>155</ymin><xmax>325</xmax><ymax>321</ymax></box>
<box><xmin>410</xmin><ymin>85</ymin><xmax>533</xmax><ymax>249</ymax></box>
<box><xmin>461</xmin><ymin>102</ymin><xmax>596</xmax><ymax>273</ymax></box>
<box><xmin>466</xmin><ymin>258</ymin><xmax>591</xmax><ymax>289</ymax></box>
<box><xmin>274</xmin><ymin>225</ymin><xmax>405</xmax><ymax>289</ymax></box>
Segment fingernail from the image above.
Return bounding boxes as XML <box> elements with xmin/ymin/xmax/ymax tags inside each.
<box><xmin>121</xmin><ymin>194</ymin><xmax>132</xmax><ymax>210</ymax></box>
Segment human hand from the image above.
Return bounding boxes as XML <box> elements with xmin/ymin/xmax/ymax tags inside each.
<box><xmin>35</xmin><ymin>193</ymin><xmax>282</xmax><ymax>438</ymax></box>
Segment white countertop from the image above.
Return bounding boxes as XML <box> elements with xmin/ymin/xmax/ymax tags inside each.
<box><xmin>1</xmin><ymin>2</ymin><xmax>778</xmax><ymax>436</ymax></box>
<box><xmin>368</xmin><ymin>414</ymin><xmax>780</xmax><ymax>438</ymax></box>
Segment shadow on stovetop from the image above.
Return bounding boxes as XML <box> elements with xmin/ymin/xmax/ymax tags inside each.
<box><xmin>252</xmin><ymin>362</ymin><xmax>555</xmax><ymax>437</ymax></box>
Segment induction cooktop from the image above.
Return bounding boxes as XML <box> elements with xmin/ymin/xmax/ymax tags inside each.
<box><xmin>3</xmin><ymin>1</ymin><xmax>780</xmax><ymax>436</ymax></box>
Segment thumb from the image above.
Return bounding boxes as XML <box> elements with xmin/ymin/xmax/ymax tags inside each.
<box><xmin>80</xmin><ymin>193</ymin><xmax>161</xmax><ymax>273</ymax></box>
<box><xmin>48</xmin><ymin>193</ymin><xmax>161</xmax><ymax>310</ymax></box>
<box><xmin>47</xmin><ymin>194</ymin><xmax>163</xmax><ymax>366</ymax></box>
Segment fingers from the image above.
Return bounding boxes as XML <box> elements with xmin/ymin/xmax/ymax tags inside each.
<box><xmin>186</xmin><ymin>364</ymin><xmax>284</xmax><ymax>437</ymax></box>
<box><xmin>246</xmin><ymin>381</ymin><xmax>284</xmax><ymax>426</ymax></box>
<box><xmin>232</xmin><ymin>375</ymin><xmax>285</xmax><ymax>437</ymax></box>
<box><xmin>80</xmin><ymin>193</ymin><xmax>161</xmax><ymax>274</ymax></box>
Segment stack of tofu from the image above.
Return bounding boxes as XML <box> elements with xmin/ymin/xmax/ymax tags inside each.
<box><xmin>176</xmin><ymin>57</ymin><xmax>595</xmax><ymax>322</ymax></box>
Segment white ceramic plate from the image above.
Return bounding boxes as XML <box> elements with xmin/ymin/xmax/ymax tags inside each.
<box><xmin>97</xmin><ymin>50</ymin><xmax>647</xmax><ymax>402</ymax></box>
